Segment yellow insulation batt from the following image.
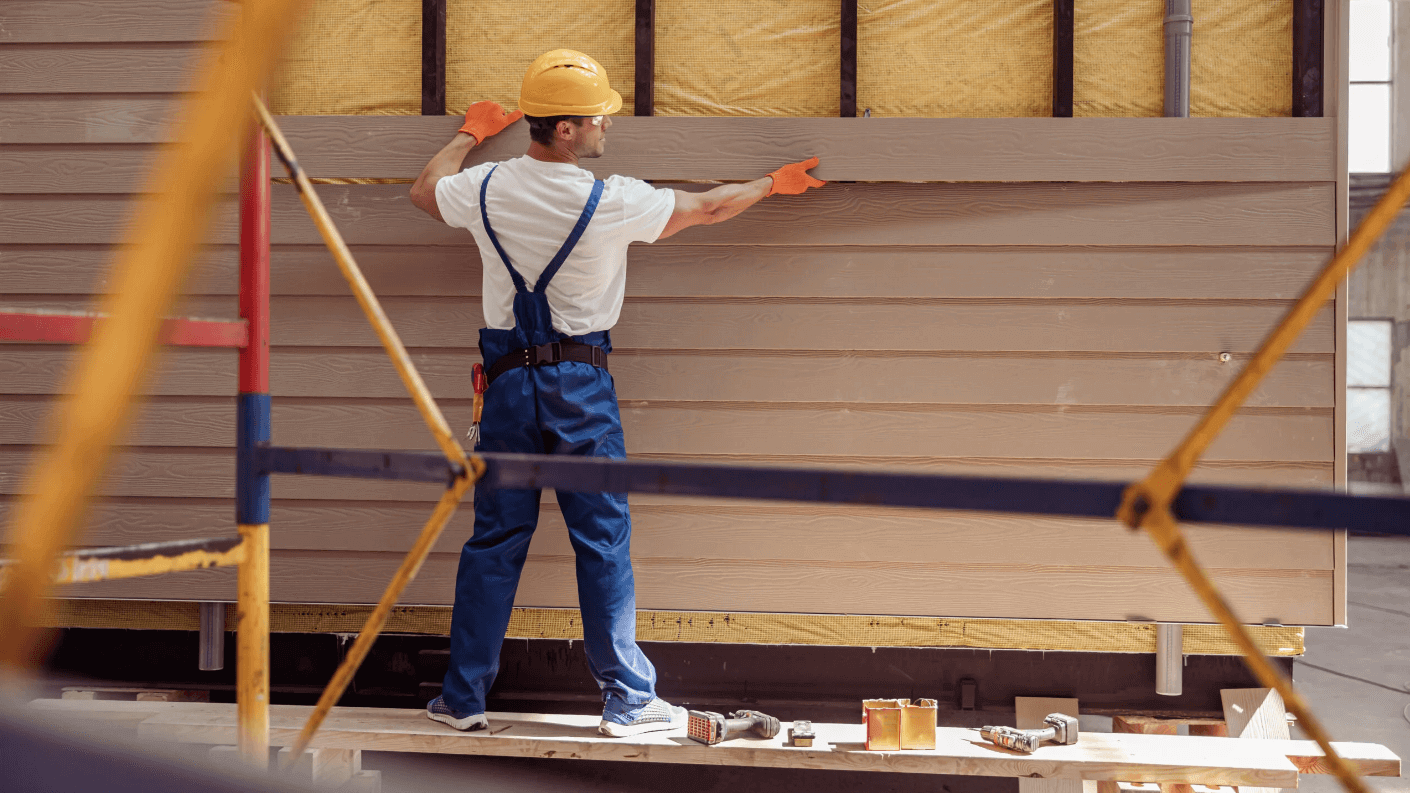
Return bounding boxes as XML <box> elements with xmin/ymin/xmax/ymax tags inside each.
<box><xmin>655</xmin><ymin>0</ymin><xmax>839</xmax><ymax>117</ymax></box>
<box><xmin>266</xmin><ymin>0</ymin><xmax>1294</xmax><ymax>118</ymax></box>
<box><xmin>42</xmin><ymin>600</ymin><xmax>1304</xmax><ymax>656</ymax></box>
<box><xmin>858</xmin><ymin>0</ymin><xmax>1053</xmax><ymax>118</ymax></box>
<box><xmin>447</xmin><ymin>1</ymin><xmax>635</xmax><ymax>115</ymax></box>
<box><xmin>1076</xmin><ymin>0</ymin><xmax>1292</xmax><ymax>117</ymax></box>
<box><xmin>268</xmin><ymin>0</ymin><xmax>420</xmax><ymax>115</ymax></box>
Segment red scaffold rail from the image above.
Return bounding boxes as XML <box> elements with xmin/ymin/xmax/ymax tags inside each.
<box><xmin>0</xmin><ymin>310</ymin><xmax>248</xmax><ymax>348</ymax></box>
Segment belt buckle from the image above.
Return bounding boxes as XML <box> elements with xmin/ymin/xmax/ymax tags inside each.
<box><xmin>529</xmin><ymin>342</ymin><xmax>560</xmax><ymax>366</ymax></box>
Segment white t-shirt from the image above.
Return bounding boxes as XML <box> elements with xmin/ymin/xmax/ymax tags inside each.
<box><xmin>435</xmin><ymin>156</ymin><xmax>676</xmax><ymax>336</ymax></box>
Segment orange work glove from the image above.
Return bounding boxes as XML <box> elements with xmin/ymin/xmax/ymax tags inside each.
<box><xmin>459</xmin><ymin>101</ymin><xmax>524</xmax><ymax>143</ymax></box>
<box><xmin>766</xmin><ymin>157</ymin><xmax>826</xmax><ymax>196</ymax></box>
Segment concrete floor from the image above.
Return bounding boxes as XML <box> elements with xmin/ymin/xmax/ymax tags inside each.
<box><xmin>1295</xmin><ymin>535</ymin><xmax>1410</xmax><ymax>793</ymax></box>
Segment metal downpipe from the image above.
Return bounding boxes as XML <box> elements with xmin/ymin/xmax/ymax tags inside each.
<box><xmin>1164</xmin><ymin>0</ymin><xmax>1192</xmax><ymax>117</ymax></box>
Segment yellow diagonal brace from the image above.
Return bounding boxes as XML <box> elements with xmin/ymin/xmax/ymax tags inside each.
<box><xmin>1140</xmin><ymin>510</ymin><xmax>1370</xmax><ymax>793</ymax></box>
<box><xmin>250</xmin><ymin>95</ymin><xmax>473</xmax><ymax>470</ymax></box>
<box><xmin>1115</xmin><ymin>155</ymin><xmax>1410</xmax><ymax>793</ymax></box>
<box><xmin>1119</xmin><ymin>159</ymin><xmax>1410</xmax><ymax>524</ymax></box>
<box><xmin>284</xmin><ymin>471</ymin><xmax>476</xmax><ymax>760</ymax></box>
<box><xmin>0</xmin><ymin>0</ymin><xmax>310</xmax><ymax>673</ymax></box>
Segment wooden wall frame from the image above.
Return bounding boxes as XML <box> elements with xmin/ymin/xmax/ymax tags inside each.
<box><xmin>419</xmin><ymin>0</ymin><xmax>446</xmax><ymax>116</ymax></box>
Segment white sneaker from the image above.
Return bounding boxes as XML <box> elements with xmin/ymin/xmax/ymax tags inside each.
<box><xmin>426</xmin><ymin>696</ymin><xmax>488</xmax><ymax>732</ymax></box>
<box><xmin>599</xmin><ymin>697</ymin><xmax>687</xmax><ymax>737</ymax></box>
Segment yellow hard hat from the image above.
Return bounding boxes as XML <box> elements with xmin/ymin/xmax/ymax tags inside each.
<box><xmin>519</xmin><ymin>49</ymin><xmax>623</xmax><ymax>117</ymax></box>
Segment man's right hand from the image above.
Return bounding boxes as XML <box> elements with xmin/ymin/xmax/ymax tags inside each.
<box><xmin>459</xmin><ymin>101</ymin><xmax>524</xmax><ymax>144</ymax></box>
<box><xmin>766</xmin><ymin>157</ymin><xmax>826</xmax><ymax>196</ymax></box>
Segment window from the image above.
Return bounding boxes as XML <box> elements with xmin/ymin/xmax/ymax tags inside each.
<box><xmin>1350</xmin><ymin>0</ymin><xmax>1393</xmax><ymax>173</ymax></box>
<box><xmin>1348</xmin><ymin>319</ymin><xmax>1393</xmax><ymax>453</ymax></box>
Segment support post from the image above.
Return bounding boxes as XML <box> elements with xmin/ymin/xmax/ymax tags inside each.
<box><xmin>634</xmin><ymin>0</ymin><xmax>655</xmax><ymax>116</ymax></box>
<box><xmin>1053</xmin><ymin>0</ymin><xmax>1074</xmax><ymax>117</ymax></box>
<box><xmin>1156</xmin><ymin>623</ymin><xmax>1183</xmax><ymax>696</ymax></box>
<box><xmin>1292</xmin><ymin>0</ymin><xmax>1324</xmax><ymax>117</ymax></box>
<box><xmin>236</xmin><ymin>116</ymin><xmax>272</xmax><ymax>768</ymax></box>
<box><xmin>199</xmin><ymin>602</ymin><xmax>225</xmax><ymax>671</ymax></box>
<box><xmin>841</xmin><ymin>0</ymin><xmax>858</xmax><ymax>117</ymax></box>
<box><xmin>420</xmin><ymin>0</ymin><xmax>446</xmax><ymax>116</ymax></box>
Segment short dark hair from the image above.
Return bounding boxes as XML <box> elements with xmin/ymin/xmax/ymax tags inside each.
<box><xmin>526</xmin><ymin>115</ymin><xmax>584</xmax><ymax>146</ymax></box>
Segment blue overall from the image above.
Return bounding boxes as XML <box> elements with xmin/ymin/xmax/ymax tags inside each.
<box><xmin>440</xmin><ymin>165</ymin><xmax>658</xmax><ymax>717</ymax></box>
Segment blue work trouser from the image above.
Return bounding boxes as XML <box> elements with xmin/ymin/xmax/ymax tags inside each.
<box><xmin>440</xmin><ymin>333</ymin><xmax>657</xmax><ymax>715</ymax></box>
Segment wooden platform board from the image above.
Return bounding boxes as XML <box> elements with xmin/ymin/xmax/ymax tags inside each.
<box><xmin>25</xmin><ymin>700</ymin><xmax>1402</xmax><ymax>786</ymax></box>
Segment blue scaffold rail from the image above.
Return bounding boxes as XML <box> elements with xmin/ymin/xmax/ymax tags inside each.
<box><xmin>250</xmin><ymin>445</ymin><xmax>1410</xmax><ymax>536</ymax></box>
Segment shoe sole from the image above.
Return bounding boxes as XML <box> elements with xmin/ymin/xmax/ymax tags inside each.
<box><xmin>426</xmin><ymin>710</ymin><xmax>488</xmax><ymax>732</ymax></box>
<box><xmin>598</xmin><ymin>712</ymin><xmax>687</xmax><ymax>738</ymax></box>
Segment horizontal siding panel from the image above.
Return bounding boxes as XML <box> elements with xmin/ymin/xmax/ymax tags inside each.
<box><xmin>0</xmin><ymin>145</ymin><xmax>159</xmax><ymax>193</ymax></box>
<box><xmin>3</xmin><ymin>112</ymin><xmax>1334</xmax><ymax>181</ymax></box>
<box><xmin>0</xmin><ymin>183</ymin><xmax>1335</xmax><ymax>247</ymax></box>
<box><xmin>0</xmin><ymin>0</ymin><xmax>234</xmax><ymax>43</ymax></box>
<box><xmin>0</xmin><ymin>96</ymin><xmax>179</xmax><ymax>144</ymax></box>
<box><xmin>0</xmin><ymin>448</ymin><xmax>1334</xmax><ymax>502</ymax></box>
<box><xmin>1</xmin><ymin>244</ymin><xmax>1333</xmax><ymax>301</ymax></box>
<box><xmin>0</xmin><ymin>347</ymin><xmax>1334</xmax><ymax>408</ymax></box>
<box><xmin>0</xmin><ymin>43</ymin><xmax>205</xmax><ymax>92</ymax></box>
<box><xmin>9</xmin><ymin>498</ymin><xmax>1331</xmax><ymax>571</ymax></box>
<box><xmin>282</xmin><ymin>116</ymin><xmax>1337</xmax><ymax>183</ymax></box>
<box><xmin>0</xmin><ymin>294</ymin><xmax>1338</xmax><ymax>353</ymax></box>
<box><xmin>0</xmin><ymin>396</ymin><xmax>1335</xmax><ymax>461</ymax></box>
<box><xmin>57</xmin><ymin>551</ymin><xmax>1335</xmax><ymax>625</ymax></box>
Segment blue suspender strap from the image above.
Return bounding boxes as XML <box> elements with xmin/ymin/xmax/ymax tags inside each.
<box><xmin>478</xmin><ymin>165</ymin><xmax>530</xmax><ymax>294</ymax></box>
<box><xmin>533</xmin><ymin>179</ymin><xmax>604</xmax><ymax>293</ymax></box>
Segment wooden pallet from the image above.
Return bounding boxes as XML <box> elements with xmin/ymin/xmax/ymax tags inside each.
<box><xmin>26</xmin><ymin>700</ymin><xmax>1401</xmax><ymax>787</ymax></box>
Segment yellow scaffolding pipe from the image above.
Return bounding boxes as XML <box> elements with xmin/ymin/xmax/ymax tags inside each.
<box><xmin>1118</xmin><ymin>149</ymin><xmax>1410</xmax><ymax>793</ymax></box>
<box><xmin>0</xmin><ymin>0</ymin><xmax>310</xmax><ymax>675</ymax></box>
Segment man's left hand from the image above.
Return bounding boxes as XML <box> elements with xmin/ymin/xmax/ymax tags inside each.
<box><xmin>459</xmin><ymin>101</ymin><xmax>524</xmax><ymax>143</ymax></box>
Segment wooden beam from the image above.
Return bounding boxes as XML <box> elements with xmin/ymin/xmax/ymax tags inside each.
<box><xmin>840</xmin><ymin>0</ymin><xmax>857</xmax><ymax>117</ymax></box>
<box><xmin>634</xmin><ymin>0</ymin><xmax>654</xmax><ymax>116</ymax></box>
<box><xmin>1053</xmin><ymin>0</ymin><xmax>1074</xmax><ymax>117</ymax></box>
<box><xmin>41</xmin><ymin>699</ymin><xmax>1398</xmax><ymax>773</ymax></box>
<box><xmin>1292</xmin><ymin>0</ymin><xmax>1324</xmax><ymax>117</ymax></box>
<box><xmin>419</xmin><ymin>0</ymin><xmax>446</xmax><ymax>116</ymax></box>
<box><xmin>119</xmin><ymin>702</ymin><xmax>1317</xmax><ymax>787</ymax></box>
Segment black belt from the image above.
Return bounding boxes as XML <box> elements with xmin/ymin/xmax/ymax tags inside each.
<box><xmin>486</xmin><ymin>340</ymin><xmax>609</xmax><ymax>385</ymax></box>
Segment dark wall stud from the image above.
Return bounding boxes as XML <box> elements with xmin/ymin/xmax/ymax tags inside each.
<box><xmin>635</xmin><ymin>0</ymin><xmax>656</xmax><ymax>116</ymax></box>
<box><xmin>421</xmin><ymin>0</ymin><xmax>447</xmax><ymax>115</ymax></box>
<box><xmin>841</xmin><ymin>0</ymin><xmax>858</xmax><ymax>117</ymax></box>
<box><xmin>1053</xmin><ymin>0</ymin><xmax>1074</xmax><ymax>117</ymax></box>
<box><xmin>1292</xmin><ymin>0</ymin><xmax>1324</xmax><ymax>117</ymax></box>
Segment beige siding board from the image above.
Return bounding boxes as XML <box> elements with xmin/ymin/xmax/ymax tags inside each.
<box><xmin>0</xmin><ymin>294</ymin><xmax>1338</xmax><ymax>353</ymax></box>
<box><xmin>0</xmin><ymin>0</ymin><xmax>233</xmax><ymax>42</ymax></box>
<box><xmin>0</xmin><ymin>396</ymin><xmax>1334</xmax><ymax>461</ymax></box>
<box><xmin>0</xmin><ymin>346</ymin><xmax>1334</xmax><ymax>408</ymax></box>
<box><xmin>280</xmin><ymin>116</ymin><xmax>1336</xmax><ymax>182</ymax></box>
<box><xmin>1</xmin><ymin>244</ymin><xmax>1333</xmax><ymax>300</ymax></box>
<box><xmin>0</xmin><ymin>43</ymin><xmax>205</xmax><ymax>93</ymax></box>
<box><xmin>0</xmin><ymin>96</ymin><xmax>180</xmax><ymax>144</ymax></box>
<box><xmin>8</xmin><ymin>112</ymin><xmax>1333</xmax><ymax>180</ymax></box>
<box><xmin>0</xmin><ymin>183</ymin><xmax>1336</xmax><ymax>247</ymax></box>
<box><xmin>0</xmin><ymin>448</ymin><xmax>1334</xmax><ymax>502</ymax></box>
<box><xmin>57</xmin><ymin>551</ymin><xmax>1335</xmax><ymax>625</ymax></box>
<box><xmin>0</xmin><ymin>145</ymin><xmax>159</xmax><ymax>193</ymax></box>
<box><xmin>10</xmin><ymin>498</ymin><xmax>1331</xmax><ymax>572</ymax></box>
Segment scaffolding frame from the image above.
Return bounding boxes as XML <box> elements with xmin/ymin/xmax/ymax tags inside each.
<box><xmin>0</xmin><ymin>2</ymin><xmax>1405</xmax><ymax>791</ymax></box>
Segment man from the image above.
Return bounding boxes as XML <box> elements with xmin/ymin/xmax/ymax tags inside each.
<box><xmin>409</xmin><ymin>49</ymin><xmax>824</xmax><ymax>737</ymax></box>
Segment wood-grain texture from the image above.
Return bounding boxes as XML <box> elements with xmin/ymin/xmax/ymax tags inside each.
<box><xmin>0</xmin><ymin>10</ymin><xmax>1341</xmax><ymax>630</ymax></box>
<box><xmin>0</xmin><ymin>183</ymin><xmax>1337</xmax><ymax>246</ymax></box>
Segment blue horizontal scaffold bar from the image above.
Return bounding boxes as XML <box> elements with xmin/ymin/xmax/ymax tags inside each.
<box><xmin>251</xmin><ymin>446</ymin><xmax>1410</xmax><ymax>536</ymax></box>
<box><xmin>253</xmin><ymin>445</ymin><xmax>465</xmax><ymax>486</ymax></box>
